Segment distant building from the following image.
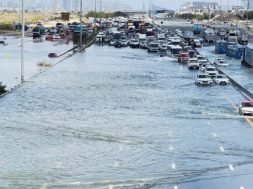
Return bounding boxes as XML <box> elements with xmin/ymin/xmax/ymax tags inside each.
<box><xmin>232</xmin><ymin>5</ymin><xmax>244</xmax><ymax>12</ymax></box>
<box><xmin>192</xmin><ymin>1</ymin><xmax>218</xmax><ymax>10</ymax></box>
<box><xmin>180</xmin><ymin>1</ymin><xmax>219</xmax><ymax>14</ymax></box>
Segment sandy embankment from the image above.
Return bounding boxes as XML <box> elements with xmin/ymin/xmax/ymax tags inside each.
<box><xmin>0</xmin><ymin>12</ymin><xmax>86</xmax><ymax>36</ymax></box>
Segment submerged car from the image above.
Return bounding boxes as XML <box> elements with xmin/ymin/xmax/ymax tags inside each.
<box><xmin>48</xmin><ymin>53</ymin><xmax>58</xmax><ymax>58</ymax></box>
<box><xmin>214</xmin><ymin>74</ymin><xmax>229</xmax><ymax>85</ymax></box>
<box><xmin>204</xmin><ymin>66</ymin><xmax>219</xmax><ymax>78</ymax></box>
<box><xmin>214</xmin><ymin>58</ymin><xmax>228</xmax><ymax>67</ymax></box>
<box><xmin>195</xmin><ymin>73</ymin><xmax>213</xmax><ymax>86</ymax></box>
<box><xmin>188</xmin><ymin>58</ymin><xmax>199</xmax><ymax>70</ymax></box>
<box><xmin>197</xmin><ymin>55</ymin><xmax>208</xmax><ymax>64</ymax></box>
<box><xmin>178</xmin><ymin>53</ymin><xmax>189</xmax><ymax>63</ymax></box>
<box><xmin>129</xmin><ymin>39</ymin><xmax>139</xmax><ymax>48</ymax></box>
<box><xmin>239</xmin><ymin>101</ymin><xmax>253</xmax><ymax>116</ymax></box>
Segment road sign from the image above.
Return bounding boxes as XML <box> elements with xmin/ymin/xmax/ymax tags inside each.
<box><xmin>61</xmin><ymin>12</ymin><xmax>70</xmax><ymax>21</ymax></box>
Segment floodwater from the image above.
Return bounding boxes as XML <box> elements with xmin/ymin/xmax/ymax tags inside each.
<box><xmin>0</xmin><ymin>42</ymin><xmax>253</xmax><ymax>189</ymax></box>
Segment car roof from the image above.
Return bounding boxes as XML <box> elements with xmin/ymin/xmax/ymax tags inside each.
<box><xmin>241</xmin><ymin>100</ymin><xmax>253</xmax><ymax>103</ymax></box>
<box><xmin>206</xmin><ymin>66</ymin><xmax>216</xmax><ymax>68</ymax></box>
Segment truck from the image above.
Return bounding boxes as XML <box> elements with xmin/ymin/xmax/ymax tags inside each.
<box><xmin>193</xmin><ymin>24</ymin><xmax>201</xmax><ymax>34</ymax></box>
<box><xmin>203</xmin><ymin>29</ymin><xmax>216</xmax><ymax>43</ymax></box>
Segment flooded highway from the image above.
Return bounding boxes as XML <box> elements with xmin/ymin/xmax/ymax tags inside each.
<box><xmin>0</xmin><ymin>44</ymin><xmax>253</xmax><ymax>189</ymax></box>
<box><xmin>0</xmin><ymin>37</ymin><xmax>72</xmax><ymax>90</ymax></box>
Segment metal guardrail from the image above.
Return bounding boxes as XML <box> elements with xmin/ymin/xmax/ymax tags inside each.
<box><xmin>195</xmin><ymin>49</ymin><xmax>253</xmax><ymax>100</ymax></box>
<box><xmin>218</xmin><ymin>69</ymin><xmax>253</xmax><ymax>100</ymax></box>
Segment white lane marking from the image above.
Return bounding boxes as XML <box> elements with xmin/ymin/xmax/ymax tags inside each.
<box><xmin>212</xmin><ymin>133</ymin><xmax>218</xmax><ymax>137</ymax></box>
<box><xmin>240</xmin><ymin>186</ymin><xmax>245</xmax><ymax>189</ymax></box>
<box><xmin>171</xmin><ymin>163</ymin><xmax>176</xmax><ymax>170</ymax></box>
<box><xmin>229</xmin><ymin>164</ymin><xmax>235</xmax><ymax>171</ymax></box>
<box><xmin>174</xmin><ymin>186</ymin><xmax>178</xmax><ymax>189</ymax></box>
<box><xmin>169</xmin><ymin>146</ymin><xmax>174</xmax><ymax>151</ymax></box>
<box><xmin>219</xmin><ymin>146</ymin><xmax>225</xmax><ymax>152</ymax></box>
<box><xmin>108</xmin><ymin>185</ymin><xmax>114</xmax><ymax>189</ymax></box>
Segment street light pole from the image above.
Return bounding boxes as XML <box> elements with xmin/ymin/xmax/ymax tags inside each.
<box><xmin>100</xmin><ymin>0</ymin><xmax>102</xmax><ymax>24</ymax></box>
<box><xmin>21</xmin><ymin>0</ymin><xmax>25</xmax><ymax>83</ymax></box>
<box><xmin>95</xmin><ymin>0</ymin><xmax>97</xmax><ymax>25</ymax></box>
<box><xmin>247</xmin><ymin>0</ymin><xmax>249</xmax><ymax>30</ymax></box>
<box><xmin>80</xmin><ymin>0</ymin><xmax>83</xmax><ymax>48</ymax></box>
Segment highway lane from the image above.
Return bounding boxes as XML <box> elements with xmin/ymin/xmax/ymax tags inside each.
<box><xmin>0</xmin><ymin>45</ymin><xmax>253</xmax><ymax>188</ymax></box>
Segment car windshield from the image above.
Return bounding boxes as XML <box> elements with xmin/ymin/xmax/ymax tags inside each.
<box><xmin>217</xmin><ymin>75</ymin><xmax>224</xmax><ymax>78</ymax></box>
<box><xmin>199</xmin><ymin>75</ymin><xmax>209</xmax><ymax>78</ymax></box>
<box><xmin>198</xmin><ymin>57</ymin><xmax>206</xmax><ymax>60</ymax></box>
<box><xmin>190</xmin><ymin>60</ymin><xmax>197</xmax><ymax>63</ymax></box>
<box><xmin>207</xmin><ymin>68</ymin><xmax>215</xmax><ymax>71</ymax></box>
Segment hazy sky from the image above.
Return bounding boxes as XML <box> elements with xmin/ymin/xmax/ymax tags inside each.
<box><xmin>127</xmin><ymin>0</ymin><xmax>242</xmax><ymax>10</ymax></box>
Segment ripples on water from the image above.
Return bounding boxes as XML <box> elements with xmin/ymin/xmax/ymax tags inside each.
<box><xmin>0</xmin><ymin>45</ymin><xmax>253</xmax><ymax>188</ymax></box>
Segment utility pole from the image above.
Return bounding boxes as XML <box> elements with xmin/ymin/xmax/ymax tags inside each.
<box><xmin>247</xmin><ymin>0</ymin><xmax>249</xmax><ymax>30</ymax></box>
<box><xmin>80</xmin><ymin>0</ymin><xmax>83</xmax><ymax>48</ymax></box>
<box><xmin>100</xmin><ymin>0</ymin><xmax>102</xmax><ymax>24</ymax></box>
<box><xmin>95</xmin><ymin>0</ymin><xmax>97</xmax><ymax>25</ymax></box>
<box><xmin>148</xmin><ymin>0</ymin><xmax>152</xmax><ymax>18</ymax></box>
<box><xmin>21</xmin><ymin>0</ymin><xmax>25</xmax><ymax>83</ymax></box>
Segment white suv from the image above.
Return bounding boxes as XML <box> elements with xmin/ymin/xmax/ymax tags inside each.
<box><xmin>204</xmin><ymin>66</ymin><xmax>219</xmax><ymax>78</ymax></box>
<box><xmin>195</xmin><ymin>73</ymin><xmax>213</xmax><ymax>86</ymax></box>
<box><xmin>188</xmin><ymin>58</ymin><xmax>199</xmax><ymax>70</ymax></box>
<box><xmin>214</xmin><ymin>75</ymin><xmax>229</xmax><ymax>85</ymax></box>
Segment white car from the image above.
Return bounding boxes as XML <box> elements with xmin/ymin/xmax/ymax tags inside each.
<box><xmin>214</xmin><ymin>58</ymin><xmax>228</xmax><ymax>67</ymax></box>
<box><xmin>239</xmin><ymin>101</ymin><xmax>253</xmax><ymax>116</ymax></box>
<box><xmin>188</xmin><ymin>58</ymin><xmax>199</xmax><ymax>70</ymax></box>
<box><xmin>197</xmin><ymin>55</ymin><xmax>208</xmax><ymax>64</ymax></box>
<box><xmin>195</xmin><ymin>73</ymin><xmax>213</xmax><ymax>86</ymax></box>
<box><xmin>214</xmin><ymin>74</ymin><xmax>229</xmax><ymax>85</ymax></box>
<box><xmin>204</xmin><ymin>66</ymin><xmax>219</xmax><ymax>78</ymax></box>
<box><xmin>199</xmin><ymin>63</ymin><xmax>211</xmax><ymax>72</ymax></box>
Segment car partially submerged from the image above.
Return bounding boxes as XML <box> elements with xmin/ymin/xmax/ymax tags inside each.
<box><xmin>214</xmin><ymin>58</ymin><xmax>228</xmax><ymax>67</ymax></box>
<box><xmin>188</xmin><ymin>58</ymin><xmax>199</xmax><ymax>70</ymax></box>
<box><xmin>178</xmin><ymin>52</ymin><xmax>189</xmax><ymax>63</ymax></box>
<box><xmin>195</xmin><ymin>73</ymin><xmax>213</xmax><ymax>86</ymax></box>
<box><xmin>239</xmin><ymin>101</ymin><xmax>253</xmax><ymax>116</ymax></box>
<box><xmin>48</xmin><ymin>53</ymin><xmax>58</xmax><ymax>58</ymax></box>
<box><xmin>214</xmin><ymin>74</ymin><xmax>229</xmax><ymax>85</ymax></box>
<box><xmin>204</xmin><ymin>66</ymin><xmax>219</xmax><ymax>78</ymax></box>
<box><xmin>197</xmin><ymin>55</ymin><xmax>208</xmax><ymax>65</ymax></box>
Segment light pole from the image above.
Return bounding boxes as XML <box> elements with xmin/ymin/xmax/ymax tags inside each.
<box><xmin>21</xmin><ymin>0</ymin><xmax>25</xmax><ymax>83</ymax></box>
<box><xmin>100</xmin><ymin>0</ymin><xmax>102</xmax><ymax>24</ymax></box>
<box><xmin>247</xmin><ymin>0</ymin><xmax>249</xmax><ymax>30</ymax></box>
<box><xmin>80</xmin><ymin>0</ymin><xmax>83</xmax><ymax>48</ymax></box>
<box><xmin>95</xmin><ymin>0</ymin><xmax>97</xmax><ymax>25</ymax></box>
